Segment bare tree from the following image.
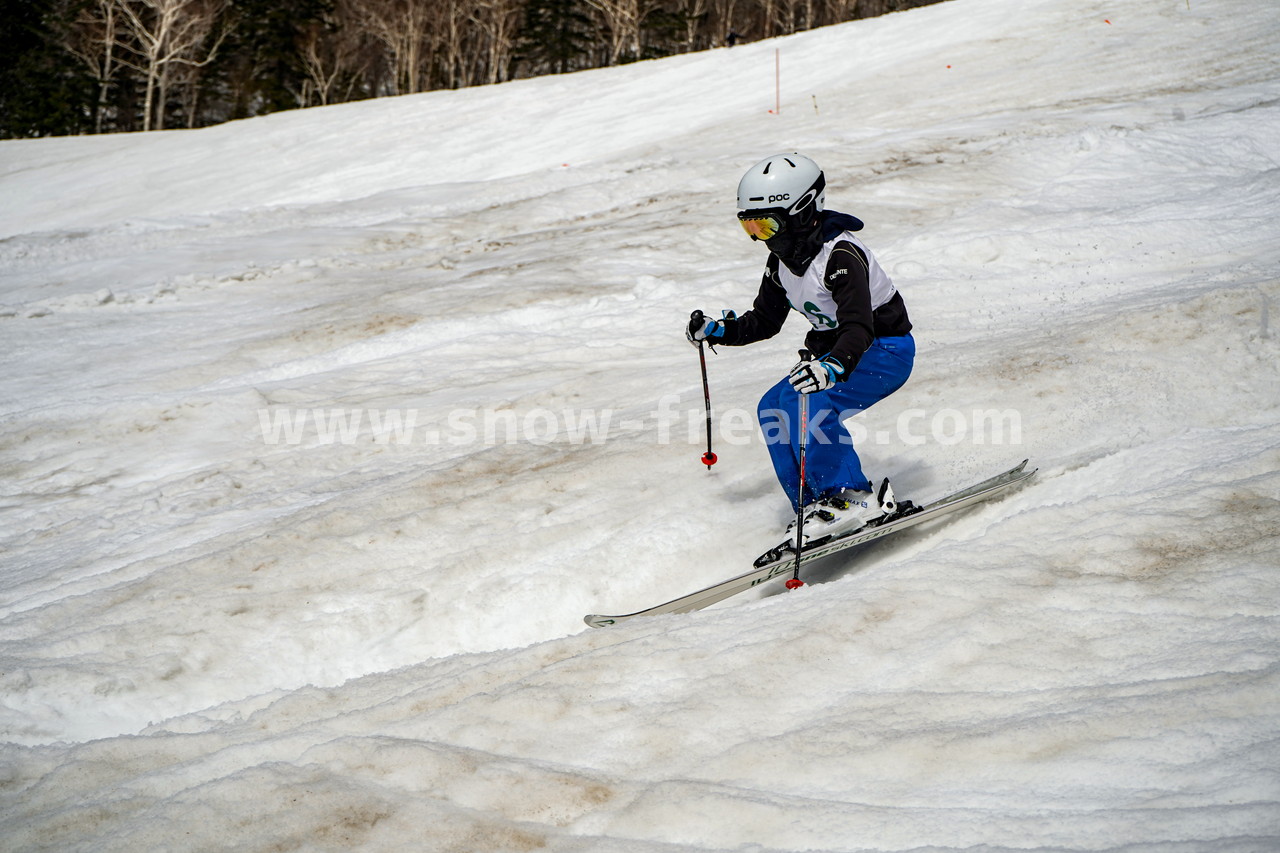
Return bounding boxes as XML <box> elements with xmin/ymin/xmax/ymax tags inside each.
<box><xmin>676</xmin><ymin>0</ymin><xmax>711</xmax><ymax>52</ymax></box>
<box><xmin>583</xmin><ymin>0</ymin><xmax>657</xmax><ymax>64</ymax></box>
<box><xmin>752</xmin><ymin>0</ymin><xmax>784</xmax><ymax>38</ymax></box>
<box><xmin>355</xmin><ymin>0</ymin><xmax>435</xmax><ymax>95</ymax></box>
<box><xmin>703</xmin><ymin>0</ymin><xmax>744</xmax><ymax>47</ymax></box>
<box><xmin>114</xmin><ymin>0</ymin><xmax>228</xmax><ymax>130</ymax></box>
<box><xmin>792</xmin><ymin>0</ymin><xmax>816</xmax><ymax>30</ymax></box>
<box><xmin>470</xmin><ymin>0</ymin><xmax>522</xmax><ymax>84</ymax></box>
<box><xmin>57</xmin><ymin>0</ymin><xmax>125</xmax><ymax>133</ymax></box>
<box><xmin>822</xmin><ymin>0</ymin><xmax>860</xmax><ymax>19</ymax></box>
<box><xmin>296</xmin><ymin>0</ymin><xmax>369</xmax><ymax>106</ymax></box>
<box><xmin>436</xmin><ymin>0</ymin><xmax>468</xmax><ymax>89</ymax></box>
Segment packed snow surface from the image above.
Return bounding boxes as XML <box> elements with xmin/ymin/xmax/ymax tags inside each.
<box><xmin>2</xmin><ymin>0</ymin><xmax>1278</xmax><ymax>849</ymax></box>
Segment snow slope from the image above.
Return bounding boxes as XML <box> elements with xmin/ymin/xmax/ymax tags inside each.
<box><xmin>2</xmin><ymin>0</ymin><xmax>1279</xmax><ymax>849</ymax></box>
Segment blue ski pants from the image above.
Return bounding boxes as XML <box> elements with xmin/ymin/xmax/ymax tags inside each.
<box><xmin>758</xmin><ymin>335</ymin><xmax>915</xmax><ymax>511</ymax></box>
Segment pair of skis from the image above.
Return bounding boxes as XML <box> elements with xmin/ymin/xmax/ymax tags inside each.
<box><xmin>584</xmin><ymin>459</ymin><xmax>1036</xmax><ymax>628</ymax></box>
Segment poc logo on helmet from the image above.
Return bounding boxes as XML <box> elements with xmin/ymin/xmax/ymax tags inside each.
<box><xmin>768</xmin><ymin>193</ymin><xmax>790</xmax><ymax>203</ymax></box>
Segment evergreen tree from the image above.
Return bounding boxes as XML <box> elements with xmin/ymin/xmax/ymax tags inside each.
<box><xmin>0</xmin><ymin>0</ymin><xmax>94</xmax><ymax>138</ymax></box>
<box><xmin>210</xmin><ymin>0</ymin><xmax>331</xmax><ymax>120</ymax></box>
<box><xmin>516</xmin><ymin>0</ymin><xmax>595</xmax><ymax>77</ymax></box>
<box><xmin>641</xmin><ymin>5</ymin><xmax>692</xmax><ymax>60</ymax></box>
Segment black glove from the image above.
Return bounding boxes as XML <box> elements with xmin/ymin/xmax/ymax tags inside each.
<box><xmin>788</xmin><ymin>355</ymin><xmax>845</xmax><ymax>394</ymax></box>
<box><xmin>686</xmin><ymin>310</ymin><xmax>729</xmax><ymax>347</ymax></box>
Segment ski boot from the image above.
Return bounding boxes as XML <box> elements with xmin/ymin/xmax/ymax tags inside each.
<box><xmin>754</xmin><ymin>479</ymin><xmax>898</xmax><ymax>567</ymax></box>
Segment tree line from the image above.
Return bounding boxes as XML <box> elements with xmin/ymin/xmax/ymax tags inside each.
<box><xmin>1</xmin><ymin>0</ymin><xmax>942</xmax><ymax>138</ymax></box>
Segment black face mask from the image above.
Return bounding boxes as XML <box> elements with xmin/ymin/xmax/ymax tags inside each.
<box><xmin>766</xmin><ymin>214</ymin><xmax>823</xmax><ymax>274</ymax></box>
<box><xmin>764</xmin><ymin>230</ymin><xmax>799</xmax><ymax>258</ymax></box>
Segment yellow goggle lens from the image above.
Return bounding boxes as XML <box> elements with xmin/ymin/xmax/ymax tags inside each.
<box><xmin>737</xmin><ymin>214</ymin><xmax>782</xmax><ymax>241</ymax></box>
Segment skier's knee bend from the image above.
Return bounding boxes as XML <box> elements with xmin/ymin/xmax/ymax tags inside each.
<box><xmin>757</xmin><ymin>406</ymin><xmax>791</xmax><ymax>446</ymax></box>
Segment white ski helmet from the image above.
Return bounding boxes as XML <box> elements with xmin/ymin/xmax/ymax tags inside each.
<box><xmin>736</xmin><ymin>153</ymin><xmax>826</xmax><ymax>218</ymax></box>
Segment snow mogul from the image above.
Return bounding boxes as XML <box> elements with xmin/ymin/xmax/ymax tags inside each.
<box><xmin>687</xmin><ymin>152</ymin><xmax>915</xmax><ymax>556</ymax></box>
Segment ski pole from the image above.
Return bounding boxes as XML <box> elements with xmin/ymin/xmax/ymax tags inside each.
<box><xmin>691</xmin><ymin>310</ymin><xmax>718</xmax><ymax>470</ymax></box>
<box><xmin>787</xmin><ymin>349</ymin><xmax>811</xmax><ymax>590</ymax></box>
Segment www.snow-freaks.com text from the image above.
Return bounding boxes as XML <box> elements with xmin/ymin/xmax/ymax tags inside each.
<box><xmin>257</xmin><ymin>396</ymin><xmax>1021</xmax><ymax>449</ymax></box>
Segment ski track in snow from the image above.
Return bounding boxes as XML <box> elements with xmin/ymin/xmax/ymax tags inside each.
<box><xmin>1</xmin><ymin>0</ymin><xmax>1279</xmax><ymax>850</ymax></box>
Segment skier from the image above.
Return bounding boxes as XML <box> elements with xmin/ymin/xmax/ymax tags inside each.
<box><xmin>687</xmin><ymin>153</ymin><xmax>915</xmax><ymax>554</ymax></box>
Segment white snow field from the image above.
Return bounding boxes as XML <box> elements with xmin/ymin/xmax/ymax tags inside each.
<box><xmin>2</xmin><ymin>0</ymin><xmax>1279</xmax><ymax>849</ymax></box>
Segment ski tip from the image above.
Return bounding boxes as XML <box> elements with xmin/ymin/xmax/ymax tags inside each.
<box><xmin>584</xmin><ymin>615</ymin><xmax>616</xmax><ymax>628</ymax></box>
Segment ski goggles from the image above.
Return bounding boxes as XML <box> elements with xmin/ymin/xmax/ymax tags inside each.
<box><xmin>737</xmin><ymin>209</ymin><xmax>785</xmax><ymax>241</ymax></box>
